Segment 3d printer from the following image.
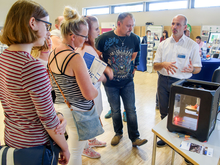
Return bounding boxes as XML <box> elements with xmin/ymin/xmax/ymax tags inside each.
<box><xmin>167</xmin><ymin>79</ymin><xmax>220</xmax><ymax>142</ymax></box>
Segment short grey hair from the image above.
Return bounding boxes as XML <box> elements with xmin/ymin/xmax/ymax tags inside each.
<box><xmin>173</xmin><ymin>14</ymin><xmax>188</xmax><ymax>25</ymax></box>
<box><xmin>117</xmin><ymin>12</ymin><xmax>134</xmax><ymax>23</ymax></box>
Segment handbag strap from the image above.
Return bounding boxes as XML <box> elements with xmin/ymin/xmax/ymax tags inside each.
<box><xmin>48</xmin><ymin>63</ymin><xmax>72</xmax><ymax>110</ymax></box>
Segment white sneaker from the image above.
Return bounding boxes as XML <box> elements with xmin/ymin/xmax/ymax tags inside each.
<box><xmin>82</xmin><ymin>147</ymin><xmax>101</xmax><ymax>159</ymax></box>
<box><xmin>88</xmin><ymin>138</ymin><xmax>106</xmax><ymax>147</ymax></box>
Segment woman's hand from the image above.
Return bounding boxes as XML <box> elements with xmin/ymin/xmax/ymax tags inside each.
<box><xmin>55</xmin><ymin>114</ymin><xmax>67</xmax><ymax>134</ymax></box>
<box><xmin>59</xmin><ymin>150</ymin><xmax>70</xmax><ymax>165</ymax></box>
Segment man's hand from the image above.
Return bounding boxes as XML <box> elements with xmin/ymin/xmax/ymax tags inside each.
<box><xmin>55</xmin><ymin>114</ymin><xmax>67</xmax><ymax>135</ymax></box>
<box><xmin>182</xmin><ymin>59</ymin><xmax>194</xmax><ymax>73</ymax></box>
<box><xmin>98</xmin><ymin>74</ymin><xmax>107</xmax><ymax>83</ymax></box>
<box><xmin>132</xmin><ymin>69</ymin><xmax>136</xmax><ymax>74</ymax></box>
<box><xmin>162</xmin><ymin>61</ymin><xmax>178</xmax><ymax>75</ymax></box>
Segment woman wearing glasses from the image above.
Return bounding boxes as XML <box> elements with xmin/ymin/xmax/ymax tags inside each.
<box><xmin>0</xmin><ymin>1</ymin><xmax>70</xmax><ymax>164</ymax></box>
<box><xmin>48</xmin><ymin>6</ymin><xmax>98</xmax><ymax>165</ymax></box>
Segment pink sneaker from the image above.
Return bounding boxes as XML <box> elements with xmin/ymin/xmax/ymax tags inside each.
<box><xmin>88</xmin><ymin>138</ymin><xmax>106</xmax><ymax>147</ymax></box>
<box><xmin>82</xmin><ymin>147</ymin><xmax>101</xmax><ymax>159</ymax></box>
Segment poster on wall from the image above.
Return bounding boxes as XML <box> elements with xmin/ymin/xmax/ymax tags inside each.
<box><xmin>101</xmin><ymin>22</ymin><xmax>115</xmax><ymax>34</ymax></box>
<box><xmin>201</xmin><ymin>25</ymin><xmax>220</xmax><ymax>42</ymax></box>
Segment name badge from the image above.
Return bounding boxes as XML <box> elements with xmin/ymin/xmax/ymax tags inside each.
<box><xmin>177</xmin><ymin>54</ymin><xmax>186</xmax><ymax>59</ymax></box>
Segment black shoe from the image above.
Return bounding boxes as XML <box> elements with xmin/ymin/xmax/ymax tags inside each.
<box><xmin>184</xmin><ymin>158</ymin><xmax>193</xmax><ymax>165</ymax></box>
<box><xmin>157</xmin><ymin>140</ymin><xmax>166</xmax><ymax>147</ymax></box>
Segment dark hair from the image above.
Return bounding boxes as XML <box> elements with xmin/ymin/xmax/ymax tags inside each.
<box><xmin>83</xmin><ymin>16</ymin><xmax>98</xmax><ymax>49</ymax></box>
<box><xmin>82</xmin><ymin>16</ymin><xmax>102</xmax><ymax>57</ymax></box>
<box><xmin>0</xmin><ymin>0</ymin><xmax>48</xmax><ymax>46</ymax></box>
<box><xmin>163</xmin><ymin>30</ymin><xmax>168</xmax><ymax>39</ymax></box>
<box><xmin>196</xmin><ymin>36</ymin><xmax>201</xmax><ymax>40</ymax></box>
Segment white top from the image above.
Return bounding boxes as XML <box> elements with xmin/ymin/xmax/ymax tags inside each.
<box><xmin>154</xmin><ymin>34</ymin><xmax>202</xmax><ymax>79</ymax></box>
<box><xmin>50</xmin><ymin>29</ymin><xmax>62</xmax><ymax>39</ymax></box>
<box><xmin>75</xmin><ymin>45</ymin><xmax>103</xmax><ymax>115</ymax></box>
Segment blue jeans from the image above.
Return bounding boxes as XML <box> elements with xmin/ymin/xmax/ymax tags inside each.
<box><xmin>158</xmin><ymin>74</ymin><xmax>180</xmax><ymax>119</ymax></box>
<box><xmin>104</xmin><ymin>81</ymin><xmax>140</xmax><ymax>142</ymax></box>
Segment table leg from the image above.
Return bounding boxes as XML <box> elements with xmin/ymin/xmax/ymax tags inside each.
<box><xmin>151</xmin><ymin>134</ymin><xmax>157</xmax><ymax>165</ymax></box>
<box><xmin>171</xmin><ymin>149</ymin><xmax>175</xmax><ymax>165</ymax></box>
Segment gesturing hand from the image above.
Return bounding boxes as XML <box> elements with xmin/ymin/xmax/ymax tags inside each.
<box><xmin>163</xmin><ymin>61</ymin><xmax>178</xmax><ymax>75</ymax></box>
<box><xmin>182</xmin><ymin>59</ymin><xmax>194</xmax><ymax>73</ymax></box>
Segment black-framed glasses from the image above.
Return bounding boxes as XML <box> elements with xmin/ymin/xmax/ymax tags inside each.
<box><xmin>70</xmin><ymin>33</ymin><xmax>88</xmax><ymax>39</ymax></box>
<box><xmin>35</xmin><ymin>18</ymin><xmax>52</xmax><ymax>31</ymax></box>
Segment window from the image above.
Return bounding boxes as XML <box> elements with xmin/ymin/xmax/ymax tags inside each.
<box><xmin>113</xmin><ymin>3</ymin><xmax>143</xmax><ymax>13</ymax></box>
<box><xmin>194</xmin><ymin>0</ymin><xmax>220</xmax><ymax>8</ymax></box>
<box><xmin>149</xmin><ymin>1</ymin><xmax>188</xmax><ymax>11</ymax></box>
<box><xmin>85</xmin><ymin>7</ymin><xmax>109</xmax><ymax>15</ymax></box>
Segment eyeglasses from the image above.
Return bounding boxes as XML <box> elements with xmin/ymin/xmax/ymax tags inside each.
<box><xmin>76</xmin><ymin>33</ymin><xmax>88</xmax><ymax>39</ymax></box>
<box><xmin>70</xmin><ymin>33</ymin><xmax>88</xmax><ymax>39</ymax></box>
<box><xmin>35</xmin><ymin>18</ymin><xmax>52</xmax><ymax>31</ymax></box>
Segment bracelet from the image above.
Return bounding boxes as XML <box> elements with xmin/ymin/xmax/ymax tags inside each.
<box><xmin>192</xmin><ymin>67</ymin><xmax>195</xmax><ymax>73</ymax></box>
<box><xmin>134</xmin><ymin>66</ymin><xmax>137</xmax><ymax>69</ymax></box>
<box><xmin>56</xmin><ymin>112</ymin><xmax>63</xmax><ymax>116</ymax></box>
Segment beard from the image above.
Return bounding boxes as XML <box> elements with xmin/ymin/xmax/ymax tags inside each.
<box><xmin>126</xmin><ymin>31</ymin><xmax>132</xmax><ymax>36</ymax></box>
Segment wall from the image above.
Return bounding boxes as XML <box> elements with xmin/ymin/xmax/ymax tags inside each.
<box><xmin>0</xmin><ymin>0</ymin><xmax>62</xmax><ymax>29</ymax></box>
<box><xmin>72</xmin><ymin>0</ymin><xmax>220</xmax><ymax>27</ymax></box>
<box><xmin>94</xmin><ymin>7</ymin><xmax>220</xmax><ymax>27</ymax></box>
<box><xmin>0</xmin><ymin>0</ymin><xmax>219</xmax><ymax>30</ymax></box>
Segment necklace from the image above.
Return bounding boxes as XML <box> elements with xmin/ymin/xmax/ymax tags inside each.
<box><xmin>63</xmin><ymin>43</ymin><xmax>75</xmax><ymax>51</ymax></box>
<box><xmin>41</xmin><ymin>50</ymin><xmax>50</xmax><ymax>54</ymax></box>
<box><xmin>115</xmin><ymin>31</ymin><xmax>126</xmax><ymax>46</ymax></box>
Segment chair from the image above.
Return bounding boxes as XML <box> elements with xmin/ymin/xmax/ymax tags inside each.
<box><xmin>212</xmin><ymin>67</ymin><xmax>220</xmax><ymax>83</ymax></box>
<box><xmin>213</xmin><ymin>54</ymin><xmax>219</xmax><ymax>59</ymax></box>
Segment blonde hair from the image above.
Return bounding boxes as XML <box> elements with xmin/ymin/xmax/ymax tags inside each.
<box><xmin>0</xmin><ymin>0</ymin><xmax>48</xmax><ymax>46</ymax></box>
<box><xmin>61</xmin><ymin>6</ymin><xmax>87</xmax><ymax>38</ymax></box>
<box><xmin>31</xmin><ymin>40</ymin><xmax>49</xmax><ymax>59</ymax></box>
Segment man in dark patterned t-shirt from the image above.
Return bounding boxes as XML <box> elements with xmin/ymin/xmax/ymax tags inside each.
<box><xmin>96</xmin><ymin>12</ymin><xmax>147</xmax><ymax>147</ymax></box>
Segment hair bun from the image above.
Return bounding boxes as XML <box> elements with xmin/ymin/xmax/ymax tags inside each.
<box><xmin>63</xmin><ymin>6</ymin><xmax>80</xmax><ymax>21</ymax></box>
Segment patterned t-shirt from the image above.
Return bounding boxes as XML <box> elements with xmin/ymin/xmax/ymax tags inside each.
<box><xmin>96</xmin><ymin>31</ymin><xmax>140</xmax><ymax>87</ymax></box>
<box><xmin>0</xmin><ymin>49</ymin><xmax>60</xmax><ymax>149</ymax></box>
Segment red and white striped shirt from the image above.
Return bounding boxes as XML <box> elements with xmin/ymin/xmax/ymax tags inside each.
<box><xmin>0</xmin><ymin>49</ymin><xmax>60</xmax><ymax>149</ymax></box>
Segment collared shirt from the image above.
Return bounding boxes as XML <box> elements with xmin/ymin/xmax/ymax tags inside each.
<box><xmin>154</xmin><ymin>34</ymin><xmax>202</xmax><ymax>79</ymax></box>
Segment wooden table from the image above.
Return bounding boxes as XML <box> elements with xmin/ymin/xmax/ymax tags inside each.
<box><xmin>151</xmin><ymin>115</ymin><xmax>220</xmax><ymax>165</ymax></box>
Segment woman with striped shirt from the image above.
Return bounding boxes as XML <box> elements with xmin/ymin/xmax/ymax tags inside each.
<box><xmin>0</xmin><ymin>0</ymin><xmax>70</xmax><ymax>164</ymax></box>
<box><xmin>48</xmin><ymin>6</ymin><xmax>98</xmax><ymax>165</ymax></box>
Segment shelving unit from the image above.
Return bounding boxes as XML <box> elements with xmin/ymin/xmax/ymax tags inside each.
<box><xmin>145</xmin><ymin>25</ymin><xmax>163</xmax><ymax>73</ymax></box>
<box><xmin>146</xmin><ymin>34</ymin><xmax>154</xmax><ymax>73</ymax></box>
